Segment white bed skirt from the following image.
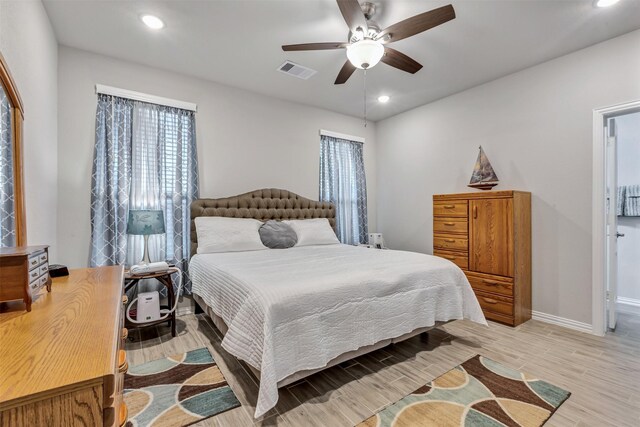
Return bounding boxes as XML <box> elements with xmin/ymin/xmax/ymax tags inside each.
<box><xmin>193</xmin><ymin>293</ymin><xmax>444</xmax><ymax>388</ymax></box>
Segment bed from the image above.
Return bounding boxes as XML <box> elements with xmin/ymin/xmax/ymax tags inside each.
<box><xmin>188</xmin><ymin>189</ymin><xmax>486</xmax><ymax>418</ymax></box>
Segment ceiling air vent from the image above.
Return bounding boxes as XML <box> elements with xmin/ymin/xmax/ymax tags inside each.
<box><xmin>277</xmin><ymin>61</ymin><xmax>317</xmax><ymax>80</ymax></box>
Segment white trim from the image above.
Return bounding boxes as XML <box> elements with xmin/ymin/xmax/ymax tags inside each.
<box><xmin>617</xmin><ymin>297</ymin><xmax>640</xmax><ymax>316</ymax></box>
<box><xmin>95</xmin><ymin>84</ymin><xmax>197</xmax><ymax>112</ymax></box>
<box><xmin>532</xmin><ymin>311</ymin><xmax>593</xmax><ymax>334</ymax></box>
<box><xmin>592</xmin><ymin>99</ymin><xmax>640</xmax><ymax>336</ymax></box>
<box><xmin>319</xmin><ymin>129</ymin><xmax>365</xmax><ymax>143</ymax></box>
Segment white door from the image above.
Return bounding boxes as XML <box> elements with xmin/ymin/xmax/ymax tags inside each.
<box><xmin>605</xmin><ymin>117</ymin><xmax>618</xmax><ymax>330</ymax></box>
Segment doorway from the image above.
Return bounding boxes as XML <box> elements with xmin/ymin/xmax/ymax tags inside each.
<box><xmin>592</xmin><ymin>101</ymin><xmax>640</xmax><ymax>336</ymax></box>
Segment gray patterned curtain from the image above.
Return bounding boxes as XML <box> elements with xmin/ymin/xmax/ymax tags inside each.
<box><xmin>90</xmin><ymin>95</ymin><xmax>133</xmax><ymax>265</ymax></box>
<box><xmin>319</xmin><ymin>134</ymin><xmax>368</xmax><ymax>244</ymax></box>
<box><xmin>90</xmin><ymin>94</ymin><xmax>199</xmax><ymax>291</ymax></box>
<box><xmin>0</xmin><ymin>84</ymin><xmax>16</xmax><ymax>247</ymax></box>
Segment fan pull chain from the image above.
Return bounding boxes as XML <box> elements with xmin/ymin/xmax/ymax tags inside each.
<box><xmin>363</xmin><ymin>69</ymin><xmax>367</xmax><ymax>127</ymax></box>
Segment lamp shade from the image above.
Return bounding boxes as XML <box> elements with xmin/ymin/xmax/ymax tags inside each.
<box><xmin>127</xmin><ymin>210</ymin><xmax>166</xmax><ymax>235</ymax></box>
<box><xmin>346</xmin><ymin>40</ymin><xmax>384</xmax><ymax>70</ymax></box>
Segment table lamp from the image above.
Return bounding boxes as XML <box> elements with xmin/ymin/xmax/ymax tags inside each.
<box><xmin>127</xmin><ymin>209</ymin><xmax>165</xmax><ymax>265</ymax></box>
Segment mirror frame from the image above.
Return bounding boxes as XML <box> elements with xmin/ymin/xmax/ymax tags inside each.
<box><xmin>0</xmin><ymin>51</ymin><xmax>26</xmax><ymax>246</ymax></box>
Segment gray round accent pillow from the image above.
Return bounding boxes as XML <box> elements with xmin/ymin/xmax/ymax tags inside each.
<box><xmin>259</xmin><ymin>220</ymin><xmax>298</xmax><ymax>249</ymax></box>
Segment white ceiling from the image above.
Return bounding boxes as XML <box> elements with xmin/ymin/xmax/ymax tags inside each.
<box><xmin>43</xmin><ymin>0</ymin><xmax>640</xmax><ymax>121</ymax></box>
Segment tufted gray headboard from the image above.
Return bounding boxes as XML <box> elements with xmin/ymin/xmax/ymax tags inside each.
<box><xmin>190</xmin><ymin>188</ymin><xmax>336</xmax><ymax>256</ymax></box>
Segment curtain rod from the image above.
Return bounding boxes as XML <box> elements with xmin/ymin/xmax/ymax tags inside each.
<box><xmin>95</xmin><ymin>84</ymin><xmax>197</xmax><ymax>112</ymax></box>
<box><xmin>319</xmin><ymin>129</ymin><xmax>365</xmax><ymax>143</ymax></box>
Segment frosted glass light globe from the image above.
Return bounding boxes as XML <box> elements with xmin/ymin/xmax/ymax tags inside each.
<box><xmin>347</xmin><ymin>40</ymin><xmax>384</xmax><ymax>69</ymax></box>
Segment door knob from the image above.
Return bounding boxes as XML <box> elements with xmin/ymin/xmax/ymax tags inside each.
<box><xmin>616</xmin><ymin>232</ymin><xmax>625</xmax><ymax>238</ymax></box>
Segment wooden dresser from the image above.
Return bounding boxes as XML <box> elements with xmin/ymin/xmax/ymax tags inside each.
<box><xmin>0</xmin><ymin>266</ymin><xmax>128</xmax><ymax>426</ymax></box>
<box><xmin>433</xmin><ymin>191</ymin><xmax>531</xmax><ymax>326</ymax></box>
<box><xmin>0</xmin><ymin>246</ymin><xmax>52</xmax><ymax>311</ymax></box>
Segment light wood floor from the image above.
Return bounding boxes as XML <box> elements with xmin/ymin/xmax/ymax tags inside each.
<box><xmin>125</xmin><ymin>311</ymin><xmax>640</xmax><ymax>427</ymax></box>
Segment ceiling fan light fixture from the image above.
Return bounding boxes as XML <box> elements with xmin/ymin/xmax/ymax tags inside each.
<box><xmin>377</xmin><ymin>95</ymin><xmax>390</xmax><ymax>103</ymax></box>
<box><xmin>347</xmin><ymin>39</ymin><xmax>384</xmax><ymax>69</ymax></box>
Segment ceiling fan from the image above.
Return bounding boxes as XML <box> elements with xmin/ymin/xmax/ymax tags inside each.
<box><xmin>282</xmin><ymin>0</ymin><xmax>456</xmax><ymax>84</ymax></box>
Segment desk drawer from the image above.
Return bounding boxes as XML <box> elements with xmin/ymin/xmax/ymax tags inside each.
<box><xmin>434</xmin><ymin>201</ymin><xmax>468</xmax><ymax>217</ymax></box>
<box><xmin>434</xmin><ymin>218</ymin><xmax>468</xmax><ymax>235</ymax></box>
<box><xmin>434</xmin><ymin>250</ymin><xmax>468</xmax><ymax>270</ymax></box>
<box><xmin>433</xmin><ymin>236</ymin><xmax>468</xmax><ymax>251</ymax></box>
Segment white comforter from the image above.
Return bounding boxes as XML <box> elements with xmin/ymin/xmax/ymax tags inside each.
<box><xmin>189</xmin><ymin>244</ymin><xmax>486</xmax><ymax>418</ymax></box>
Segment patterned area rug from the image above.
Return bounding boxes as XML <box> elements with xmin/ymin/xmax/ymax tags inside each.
<box><xmin>124</xmin><ymin>347</ymin><xmax>240</xmax><ymax>427</ymax></box>
<box><xmin>358</xmin><ymin>355</ymin><xmax>570</xmax><ymax>427</ymax></box>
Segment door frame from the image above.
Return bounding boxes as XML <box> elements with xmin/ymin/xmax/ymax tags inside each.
<box><xmin>592</xmin><ymin>99</ymin><xmax>640</xmax><ymax>336</ymax></box>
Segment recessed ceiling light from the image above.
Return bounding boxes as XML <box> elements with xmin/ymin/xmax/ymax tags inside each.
<box><xmin>141</xmin><ymin>15</ymin><xmax>164</xmax><ymax>30</ymax></box>
<box><xmin>594</xmin><ymin>0</ymin><xmax>620</xmax><ymax>7</ymax></box>
<box><xmin>378</xmin><ymin>95</ymin><xmax>390</xmax><ymax>103</ymax></box>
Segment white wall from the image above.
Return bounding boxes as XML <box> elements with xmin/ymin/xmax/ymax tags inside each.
<box><xmin>376</xmin><ymin>30</ymin><xmax>640</xmax><ymax>325</ymax></box>
<box><xmin>57</xmin><ymin>46</ymin><xmax>377</xmax><ymax>268</ymax></box>
<box><xmin>616</xmin><ymin>112</ymin><xmax>640</xmax><ymax>304</ymax></box>
<box><xmin>0</xmin><ymin>0</ymin><xmax>58</xmax><ymax>257</ymax></box>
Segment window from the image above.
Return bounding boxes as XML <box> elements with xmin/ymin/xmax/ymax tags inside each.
<box><xmin>319</xmin><ymin>132</ymin><xmax>368</xmax><ymax>245</ymax></box>
<box><xmin>90</xmin><ymin>93</ymin><xmax>198</xmax><ymax>290</ymax></box>
<box><xmin>0</xmin><ymin>53</ymin><xmax>25</xmax><ymax>247</ymax></box>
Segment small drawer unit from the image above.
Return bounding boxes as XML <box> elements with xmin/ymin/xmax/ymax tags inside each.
<box><xmin>0</xmin><ymin>245</ymin><xmax>51</xmax><ymax>311</ymax></box>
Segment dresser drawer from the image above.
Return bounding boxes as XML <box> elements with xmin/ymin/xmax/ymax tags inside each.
<box><xmin>39</xmin><ymin>264</ymin><xmax>48</xmax><ymax>276</ymax></box>
<box><xmin>466</xmin><ymin>272</ymin><xmax>513</xmax><ymax>297</ymax></box>
<box><xmin>434</xmin><ymin>218</ymin><xmax>468</xmax><ymax>235</ymax></box>
<box><xmin>434</xmin><ymin>250</ymin><xmax>468</xmax><ymax>270</ymax></box>
<box><xmin>483</xmin><ymin>310</ymin><xmax>515</xmax><ymax>326</ymax></box>
<box><xmin>28</xmin><ymin>255</ymin><xmax>41</xmax><ymax>270</ymax></box>
<box><xmin>434</xmin><ymin>201</ymin><xmax>468</xmax><ymax>217</ymax></box>
<box><xmin>433</xmin><ymin>236</ymin><xmax>468</xmax><ymax>251</ymax></box>
<box><xmin>475</xmin><ymin>290</ymin><xmax>514</xmax><ymax>317</ymax></box>
<box><xmin>28</xmin><ymin>268</ymin><xmax>40</xmax><ymax>282</ymax></box>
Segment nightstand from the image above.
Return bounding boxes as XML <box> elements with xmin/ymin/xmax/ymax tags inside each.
<box><xmin>123</xmin><ymin>267</ymin><xmax>180</xmax><ymax>337</ymax></box>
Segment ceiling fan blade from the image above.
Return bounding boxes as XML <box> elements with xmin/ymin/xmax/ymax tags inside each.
<box><xmin>282</xmin><ymin>42</ymin><xmax>347</xmax><ymax>51</ymax></box>
<box><xmin>377</xmin><ymin>4</ymin><xmax>455</xmax><ymax>44</ymax></box>
<box><xmin>335</xmin><ymin>60</ymin><xmax>357</xmax><ymax>85</ymax></box>
<box><xmin>381</xmin><ymin>47</ymin><xmax>423</xmax><ymax>74</ymax></box>
<box><xmin>337</xmin><ymin>0</ymin><xmax>368</xmax><ymax>33</ymax></box>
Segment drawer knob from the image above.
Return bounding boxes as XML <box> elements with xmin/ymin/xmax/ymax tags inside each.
<box><xmin>118</xmin><ymin>349</ymin><xmax>128</xmax><ymax>373</ymax></box>
<box><xmin>444</xmin><ymin>222</ymin><xmax>455</xmax><ymax>226</ymax></box>
<box><xmin>444</xmin><ymin>205</ymin><xmax>455</xmax><ymax>209</ymax></box>
<box><xmin>444</xmin><ymin>239</ymin><xmax>455</xmax><ymax>243</ymax></box>
<box><xmin>122</xmin><ymin>295</ymin><xmax>128</xmax><ymax>306</ymax></box>
<box><xmin>482</xmin><ymin>280</ymin><xmax>499</xmax><ymax>286</ymax></box>
<box><xmin>119</xmin><ymin>402</ymin><xmax>128</xmax><ymax>427</ymax></box>
<box><xmin>483</xmin><ymin>298</ymin><xmax>498</xmax><ymax>304</ymax></box>
<box><xmin>444</xmin><ymin>256</ymin><xmax>456</xmax><ymax>260</ymax></box>
<box><xmin>122</xmin><ymin>328</ymin><xmax>128</xmax><ymax>340</ymax></box>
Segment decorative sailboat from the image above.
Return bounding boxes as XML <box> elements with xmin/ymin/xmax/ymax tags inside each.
<box><xmin>468</xmin><ymin>146</ymin><xmax>499</xmax><ymax>190</ymax></box>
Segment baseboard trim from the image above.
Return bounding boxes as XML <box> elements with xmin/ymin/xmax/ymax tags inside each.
<box><xmin>617</xmin><ymin>296</ymin><xmax>640</xmax><ymax>315</ymax></box>
<box><xmin>531</xmin><ymin>311</ymin><xmax>593</xmax><ymax>334</ymax></box>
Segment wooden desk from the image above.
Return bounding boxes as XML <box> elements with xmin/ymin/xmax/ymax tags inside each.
<box><xmin>0</xmin><ymin>266</ymin><xmax>127</xmax><ymax>426</ymax></box>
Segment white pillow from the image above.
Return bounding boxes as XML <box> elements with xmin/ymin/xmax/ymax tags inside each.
<box><xmin>195</xmin><ymin>217</ymin><xmax>267</xmax><ymax>254</ymax></box>
<box><xmin>283</xmin><ymin>218</ymin><xmax>340</xmax><ymax>247</ymax></box>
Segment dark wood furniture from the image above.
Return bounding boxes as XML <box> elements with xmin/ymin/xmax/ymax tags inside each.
<box><xmin>0</xmin><ymin>245</ymin><xmax>51</xmax><ymax>311</ymax></box>
<box><xmin>433</xmin><ymin>191</ymin><xmax>531</xmax><ymax>326</ymax></box>
<box><xmin>124</xmin><ymin>267</ymin><xmax>179</xmax><ymax>337</ymax></box>
<box><xmin>0</xmin><ymin>266</ymin><xmax>128</xmax><ymax>426</ymax></box>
